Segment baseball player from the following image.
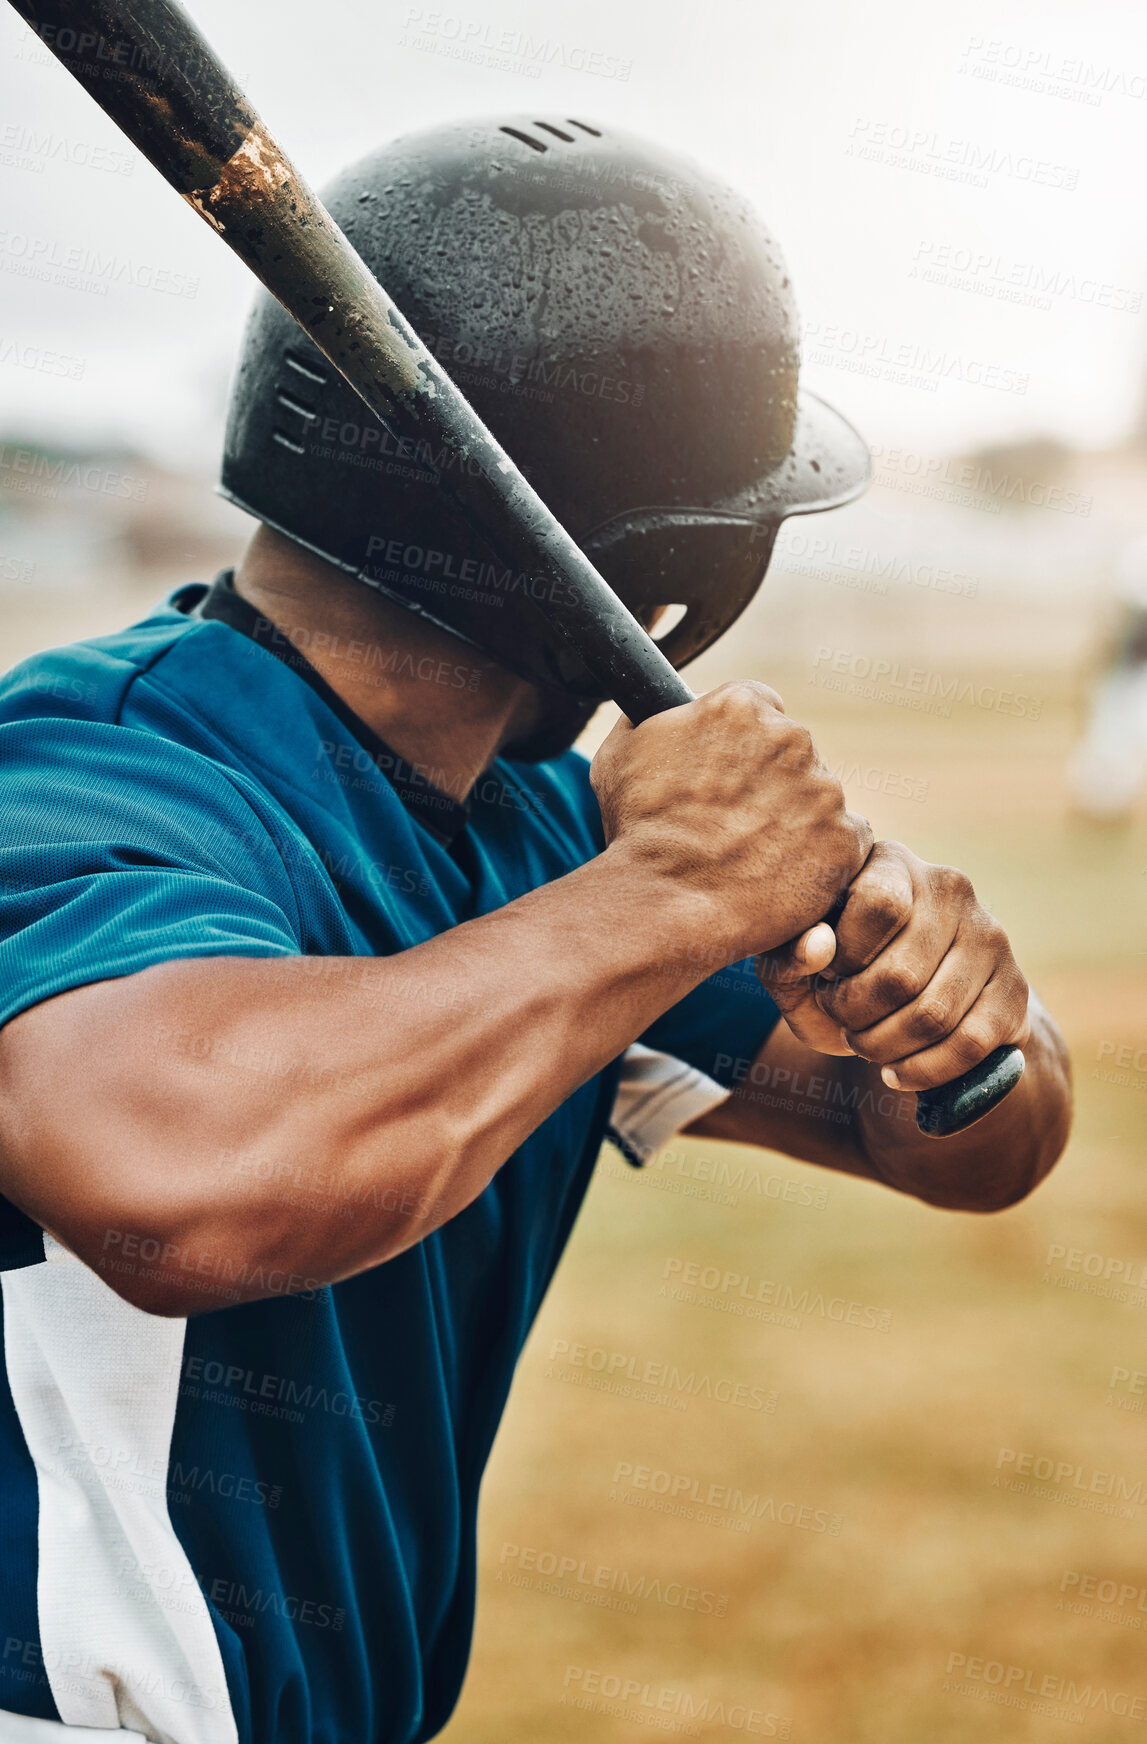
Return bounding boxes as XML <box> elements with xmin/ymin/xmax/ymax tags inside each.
<box><xmin>0</xmin><ymin>121</ymin><xmax>1071</xmax><ymax>1744</ymax></box>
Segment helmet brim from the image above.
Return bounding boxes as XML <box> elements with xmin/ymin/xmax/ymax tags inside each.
<box><xmin>719</xmin><ymin>389</ymin><xmax>871</xmax><ymax>523</ymax></box>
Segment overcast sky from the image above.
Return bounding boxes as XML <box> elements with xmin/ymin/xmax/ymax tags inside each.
<box><xmin>1</xmin><ymin>0</ymin><xmax>1147</xmax><ymax>471</ymax></box>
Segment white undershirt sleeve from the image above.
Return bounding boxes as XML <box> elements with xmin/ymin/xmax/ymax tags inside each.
<box><xmin>607</xmin><ymin>1042</ymin><xmax>731</xmax><ymax>1167</ymax></box>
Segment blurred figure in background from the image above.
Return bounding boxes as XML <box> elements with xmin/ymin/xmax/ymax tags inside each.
<box><xmin>1069</xmin><ymin>533</ymin><xmax>1147</xmax><ymax>822</ymax></box>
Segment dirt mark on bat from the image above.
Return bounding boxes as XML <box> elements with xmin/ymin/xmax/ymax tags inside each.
<box><xmin>184</xmin><ymin>119</ymin><xmax>434</xmax><ymax>402</ymax></box>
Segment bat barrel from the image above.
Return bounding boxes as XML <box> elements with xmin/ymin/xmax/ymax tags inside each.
<box><xmin>7</xmin><ymin>0</ymin><xmax>255</xmax><ymax>191</ymax></box>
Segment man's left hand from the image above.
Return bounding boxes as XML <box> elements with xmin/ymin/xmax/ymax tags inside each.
<box><xmin>756</xmin><ymin>841</ymin><xmax>1031</xmax><ymax>1089</ymax></box>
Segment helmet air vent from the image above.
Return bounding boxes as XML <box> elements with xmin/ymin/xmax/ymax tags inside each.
<box><xmin>283</xmin><ymin>350</ymin><xmax>328</xmax><ymax>386</ymax></box>
<box><xmin>567</xmin><ymin>120</ymin><xmax>602</xmax><ymax>136</ymax></box>
<box><xmin>275</xmin><ymin>391</ymin><xmax>318</xmax><ymax>423</ymax></box>
<box><xmin>499</xmin><ymin>126</ymin><xmax>547</xmax><ymax>152</ymax></box>
<box><xmin>535</xmin><ymin>122</ymin><xmax>575</xmax><ymax>142</ymax></box>
<box><xmin>272</xmin><ymin>376</ymin><xmax>320</xmax><ymax>456</ymax></box>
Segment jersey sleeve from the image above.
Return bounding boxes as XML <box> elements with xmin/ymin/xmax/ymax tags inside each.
<box><xmin>0</xmin><ymin>716</ymin><xmax>307</xmax><ymax>1029</ymax></box>
<box><xmin>639</xmin><ymin>956</ymin><xmax>781</xmax><ymax>1090</ymax></box>
<box><xmin>0</xmin><ymin>717</ymin><xmax>312</xmax><ymax>1270</ymax></box>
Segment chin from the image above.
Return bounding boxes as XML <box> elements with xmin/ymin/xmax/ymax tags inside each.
<box><xmin>501</xmin><ymin>692</ymin><xmax>602</xmax><ymax>764</ymax></box>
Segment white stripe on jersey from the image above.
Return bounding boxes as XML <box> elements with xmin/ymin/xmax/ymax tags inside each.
<box><xmin>1</xmin><ymin>1236</ymin><xmax>238</xmax><ymax>1744</ymax></box>
<box><xmin>0</xmin><ymin>1712</ymin><xmax>140</xmax><ymax>1738</ymax></box>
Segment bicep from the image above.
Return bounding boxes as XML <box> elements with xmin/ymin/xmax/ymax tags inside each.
<box><xmin>0</xmin><ymin>719</ymin><xmax>310</xmax><ymax>1237</ymax></box>
<box><xmin>0</xmin><ymin>970</ymin><xmax>190</xmax><ymax>1258</ymax></box>
<box><xmin>683</xmin><ymin>1021</ymin><xmax>879</xmax><ymax>1181</ymax></box>
<box><xmin>0</xmin><ymin>950</ymin><xmax>319</xmax><ymax>1280</ymax></box>
<box><xmin>0</xmin><ymin>957</ymin><xmax>332</xmax><ymax>1313</ymax></box>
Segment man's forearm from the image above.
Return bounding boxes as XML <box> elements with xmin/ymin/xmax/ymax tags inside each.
<box><xmin>853</xmin><ymin>993</ymin><xmax>1071</xmax><ymax>1210</ymax></box>
<box><xmin>0</xmin><ymin>843</ymin><xmax>725</xmax><ymax>1315</ymax></box>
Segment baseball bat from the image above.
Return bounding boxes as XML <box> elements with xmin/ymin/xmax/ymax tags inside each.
<box><xmin>6</xmin><ymin>0</ymin><xmax>1025</xmax><ymax>1138</ymax></box>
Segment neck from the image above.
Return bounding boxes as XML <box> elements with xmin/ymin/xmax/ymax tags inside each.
<box><xmin>233</xmin><ymin>525</ymin><xmax>538</xmax><ymax>800</ymax></box>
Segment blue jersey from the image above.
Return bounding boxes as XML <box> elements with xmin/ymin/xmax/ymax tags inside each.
<box><xmin>0</xmin><ymin>577</ymin><xmax>779</xmax><ymax>1744</ymax></box>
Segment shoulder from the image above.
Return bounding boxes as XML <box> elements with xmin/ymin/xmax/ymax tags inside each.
<box><xmin>0</xmin><ymin>588</ymin><xmax>202</xmax><ymax>730</ymax></box>
<box><xmin>0</xmin><ymin>589</ymin><xmax>298</xmax><ymax>858</ymax></box>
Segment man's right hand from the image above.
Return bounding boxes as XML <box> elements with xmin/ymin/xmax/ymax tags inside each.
<box><xmin>591</xmin><ymin>680</ymin><xmax>873</xmax><ymax>965</ymax></box>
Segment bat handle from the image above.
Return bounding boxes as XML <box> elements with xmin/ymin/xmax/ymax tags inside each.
<box><xmin>913</xmin><ymin>1044</ymin><xmax>1025</xmax><ymax>1138</ymax></box>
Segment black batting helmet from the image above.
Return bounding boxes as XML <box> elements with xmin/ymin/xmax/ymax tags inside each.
<box><xmin>220</xmin><ymin>115</ymin><xmax>868</xmax><ymax>700</ymax></box>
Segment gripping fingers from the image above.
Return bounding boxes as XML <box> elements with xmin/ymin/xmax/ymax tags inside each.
<box><xmin>755</xmin><ymin>925</ymin><xmax>854</xmax><ymax>1056</ymax></box>
<box><xmin>868</xmin><ymin>965</ymin><xmax>1031</xmax><ymax>1092</ymax></box>
<box><xmin>832</xmin><ymin>927</ymin><xmax>981</xmax><ymax>1063</ymax></box>
<box><xmin>807</xmin><ymin>842</ymin><xmax>1031</xmax><ymax>1095</ymax></box>
<box><xmin>826</xmin><ymin>842</ymin><xmax>915</xmax><ymax>978</ymax></box>
<box><xmin>817</xmin><ymin>904</ymin><xmax>959</xmax><ymax>1037</ymax></box>
<box><xmin>794</xmin><ymin>923</ymin><xmax>838</xmax><ymax>975</ymax></box>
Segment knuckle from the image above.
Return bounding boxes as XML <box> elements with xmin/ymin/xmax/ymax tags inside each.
<box><xmin>873</xmin><ymin>962</ymin><xmax>925</xmax><ymax>1008</ymax></box>
<box><xmin>858</xmin><ymin>885</ymin><xmax>910</xmax><ymax>938</ymax></box>
<box><xmin>714</xmin><ymin>682</ymin><xmax>755</xmax><ymax>721</ymax></box>
<box><xmin>777</xmin><ymin>721</ymin><xmax>815</xmax><ymax>768</ymax></box>
<box><xmin>935</xmin><ymin>863</ymin><xmax>975</xmax><ymax>905</ymax></box>
<box><xmin>705</xmin><ymin>683</ymin><xmax>783</xmax><ymax>753</ymax></box>
<box><xmin>743</xmin><ymin>678</ymin><xmax>783</xmax><ymax>713</ymax></box>
<box><xmin>906</xmin><ymin>995</ymin><xmax>953</xmax><ymax>1044</ymax></box>
<box><xmin>867</xmin><ymin>838</ymin><xmax>911</xmax><ymax>879</ymax></box>
<box><xmin>983</xmin><ymin>966</ymin><xmax>1028</xmax><ymax>1031</ymax></box>
<box><xmin>717</xmin><ymin>679</ymin><xmax>777</xmax><ymax>721</ymax></box>
<box><xmin>981</xmin><ymin>916</ymin><xmax>1012</xmax><ymax>958</ymax></box>
<box><xmin>952</xmin><ymin>1017</ymin><xmax>997</xmax><ymax>1064</ymax></box>
<box><xmin>848</xmin><ymin>811</ymin><xmax>875</xmax><ymax>855</ymax></box>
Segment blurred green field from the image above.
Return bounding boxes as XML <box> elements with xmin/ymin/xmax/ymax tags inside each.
<box><xmin>439</xmin><ymin>669</ymin><xmax>1147</xmax><ymax>1744</ymax></box>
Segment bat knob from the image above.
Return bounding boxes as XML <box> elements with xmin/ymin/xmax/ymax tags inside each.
<box><xmin>914</xmin><ymin>1045</ymin><xmax>1026</xmax><ymax>1139</ymax></box>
